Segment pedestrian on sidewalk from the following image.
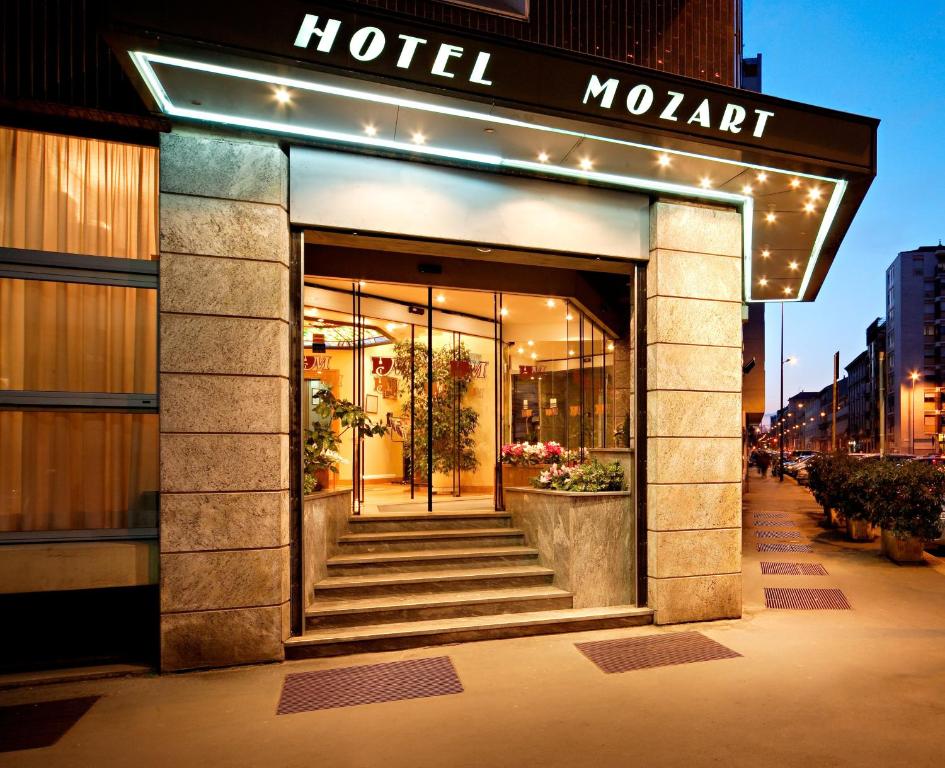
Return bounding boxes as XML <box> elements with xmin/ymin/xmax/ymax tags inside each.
<box><xmin>756</xmin><ymin>451</ymin><xmax>771</xmax><ymax>478</ymax></box>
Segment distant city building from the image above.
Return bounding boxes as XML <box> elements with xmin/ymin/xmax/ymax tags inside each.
<box><xmin>884</xmin><ymin>245</ymin><xmax>945</xmax><ymax>454</ymax></box>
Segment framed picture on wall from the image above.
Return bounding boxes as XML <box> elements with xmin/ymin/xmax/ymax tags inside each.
<box><xmin>364</xmin><ymin>394</ymin><xmax>379</xmax><ymax>414</ymax></box>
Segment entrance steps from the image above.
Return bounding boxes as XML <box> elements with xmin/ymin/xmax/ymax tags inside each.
<box><xmin>288</xmin><ymin>511</ymin><xmax>653</xmax><ymax>658</ymax></box>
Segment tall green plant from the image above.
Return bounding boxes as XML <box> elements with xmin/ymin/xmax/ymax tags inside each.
<box><xmin>393</xmin><ymin>339</ymin><xmax>480</xmax><ymax>479</ymax></box>
<box><xmin>807</xmin><ymin>452</ymin><xmax>857</xmax><ymax>515</ymax></box>
<box><xmin>871</xmin><ymin>461</ymin><xmax>945</xmax><ymax>539</ymax></box>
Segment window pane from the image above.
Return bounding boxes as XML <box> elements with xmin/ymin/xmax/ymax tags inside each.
<box><xmin>0</xmin><ymin>411</ymin><xmax>158</xmax><ymax>532</ymax></box>
<box><xmin>0</xmin><ymin>278</ymin><xmax>156</xmax><ymax>393</ymax></box>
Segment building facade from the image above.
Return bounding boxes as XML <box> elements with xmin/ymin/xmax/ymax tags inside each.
<box><xmin>0</xmin><ymin>0</ymin><xmax>876</xmax><ymax>672</ymax></box>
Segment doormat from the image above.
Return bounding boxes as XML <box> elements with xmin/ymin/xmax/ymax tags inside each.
<box><xmin>764</xmin><ymin>587</ymin><xmax>851</xmax><ymax>610</ymax></box>
<box><xmin>0</xmin><ymin>696</ymin><xmax>100</xmax><ymax>752</ymax></box>
<box><xmin>757</xmin><ymin>543</ymin><xmax>813</xmax><ymax>553</ymax></box>
<box><xmin>760</xmin><ymin>562</ymin><xmax>829</xmax><ymax>575</ymax></box>
<box><xmin>755</xmin><ymin>529</ymin><xmax>802</xmax><ymax>539</ymax></box>
<box><xmin>276</xmin><ymin>656</ymin><xmax>462</xmax><ymax>714</ymax></box>
<box><xmin>576</xmin><ymin>631</ymin><xmax>741</xmax><ymax>674</ymax></box>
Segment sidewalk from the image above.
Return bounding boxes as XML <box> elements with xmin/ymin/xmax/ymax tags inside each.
<box><xmin>2</xmin><ymin>476</ymin><xmax>944</xmax><ymax>768</ymax></box>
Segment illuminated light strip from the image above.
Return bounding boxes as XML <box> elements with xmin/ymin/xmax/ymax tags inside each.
<box><xmin>129</xmin><ymin>50</ymin><xmax>838</xmax><ymax>301</ymax></box>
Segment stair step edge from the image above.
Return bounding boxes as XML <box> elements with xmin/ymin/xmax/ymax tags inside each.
<box><xmin>337</xmin><ymin>528</ymin><xmax>524</xmax><ymax>542</ymax></box>
<box><xmin>307</xmin><ymin>587</ymin><xmax>572</xmax><ymax>616</ymax></box>
<box><xmin>327</xmin><ymin>547</ymin><xmax>539</xmax><ymax>565</ymax></box>
<box><xmin>314</xmin><ymin>565</ymin><xmax>555</xmax><ymax>589</ymax></box>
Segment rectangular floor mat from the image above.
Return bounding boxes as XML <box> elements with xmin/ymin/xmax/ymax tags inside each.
<box><xmin>277</xmin><ymin>656</ymin><xmax>462</xmax><ymax>714</ymax></box>
<box><xmin>755</xmin><ymin>529</ymin><xmax>802</xmax><ymax>539</ymax></box>
<box><xmin>752</xmin><ymin>513</ymin><xmax>789</xmax><ymax>519</ymax></box>
<box><xmin>0</xmin><ymin>696</ymin><xmax>99</xmax><ymax>752</ymax></box>
<box><xmin>764</xmin><ymin>587</ymin><xmax>851</xmax><ymax>609</ymax></box>
<box><xmin>576</xmin><ymin>631</ymin><xmax>741</xmax><ymax>674</ymax></box>
<box><xmin>757</xmin><ymin>542</ymin><xmax>814</xmax><ymax>553</ymax></box>
<box><xmin>753</xmin><ymin>520</ymin><xmax>798</xmax><ymax>527</ymax></box>
<box><xmin>760</xmin><ymin>562</ymin><xmax>829</xmax><ymax>575</ymax></box>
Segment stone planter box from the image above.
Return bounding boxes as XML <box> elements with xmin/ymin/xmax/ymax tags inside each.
<box><xmin>501</xmin><ymin>463</ymin><xmax>547</xmax><ymax>489</ymax></box>
<box><xmin>504</xmin><ymin>487</ymin><xmax>634</xmax><ymax>608</ymax></box>
<box><xmin>829</xmin><ymin>508</ymin><xmax>846</xmax><ymax>528</ymax></box>
<box><xmin>880</xmin><ymin>529</ymin><xmax>926</xmax><ymax>563</ymax></box>
<box><xmin>846</xmin><ymin>517</ymin><xmax>876</xmax><ymax>542</ymax></box>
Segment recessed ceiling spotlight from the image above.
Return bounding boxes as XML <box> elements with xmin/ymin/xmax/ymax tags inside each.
<box><xmin>607</xmin><ymin>342</ymin><xmax>615</xmax><ymax>351</ymax></box>
<box><xmin>803</xmin><ymin>202</ymin><xmax>816</xmax><ymax>213</ymax></box>
<box><xmin>530</xmin><ymin>352</ymin><xmax>537</xmax><ymax>360</ymax></box>
<box><xmin>808</xmin><ymin>187</ymin><xmax>822</xmax><ymax>201</ymax></box>
<box><xmin>741</xmin><ymin>184</ymin><xmax>753</xmax><ymax>195</ymax></box>
<box><xmin>435</xmin><ymin>293</ymin><xmax>445</xmax><ymax>303</ymax></box>
<box><xmin>790</xmin><ymin>178</ymin><xmax>801</xmax><ymax>189</ymax></box>
<box><xmin>579</xmin><ymin>157</ymin><xmax>594</xmax><ymax>171</ymax></box>
<box><xmin>566</xmin><ymin>313</ymin><xmax>574</xmax><ymax>321</ymax></box>
<box><xmin>527</xmin><ymin>340</ymin><xmax>534</xmax><ymax>347</ymax></box>
<box><xmin>756</xmin><ymin>171</ymin><xmax>768</xmax><ymax>183</ymax></box>
<box><xmin>517</xmin><ymin>346</ymin><xmax>525</xmax><ymax>354</ymax></box>
<box><xmin>699</xmin><ymin>176</ymin><xmax>712</xmax><ymax>189</ymax></box>
<box><xmin>765</xmin><ymin>212</ymin><xmax>777</xmax><ymax>223</ymax></box>
<box><xmin>537</xmin><ymin>151</ymin><xmax>550</xmax><ymax>163</ymax></box>
<box><xmin>411</xmin><ymin>131</ymin><xmax>426</xmax><ymax>145</ymax></box>
<box><xmin>358</xmin><ymin>280</ymin><xmax>366</xmax><ymax>287</ymax></box>
<box><xmin>568</xmin><ymin>350</ymin><xmax>575</xmax><ymax>356</ymax></box>
<box><xmin>484</xmin><ymin>127</ymin><xmax>496</xmax><ymax>134</ymax></box>
<box><xmin>761</xmin><ymin>249</ymin><xmax>771</xmax><ymax>258</ymax></box>
<box><xmin>789</xmin><ymin>260</ymin><xmax>799</xmax><ymax>270</ymax></box>
<box><xmin>546</xmin><ymin>299</ymin><xmax>556</xmax><ymax>308</ymax></box>
<box><xmin>274</xmin><ymin>87</ymin><xmax>291</xmax><ymax>104</ymax></box>
<box><xmin>363</xmin><ymin>124</ymin><xmax>377</xmax><ymax>137</ymax></box>
<box><xmin>500</xmin><ymin>307</ymin><xmax>509</xmax><ymax>317</ymax></box>
<box><xmin>759</xmin><ymin>277</ymin><xmax>768</xmax><ymax>286</ymax></box>
<box><xmin>783</xmin><ymin>286</ymin><xmax>793</xmax><ymax>295</ymax></box>
<box><xmin>657</xmin><ymin>153</ymin><xmax>671</xmax><ymax>167</ymax></box>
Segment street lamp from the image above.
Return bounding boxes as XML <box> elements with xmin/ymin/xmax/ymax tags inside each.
<box><xmin>910</xmin><ymin>371</ymin><xmax>920</xmax><ymax>454</ymax></box>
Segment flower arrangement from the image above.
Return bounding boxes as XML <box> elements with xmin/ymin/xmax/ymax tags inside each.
<box><xmin>530</xmin><ymin>460</ymin><xmax>624</xmax><ymax>492</ymax></box>
<box><xmin>500</xmin><ymin>441</ymin><xmax>582</xmax><ymax>466</ymax></box>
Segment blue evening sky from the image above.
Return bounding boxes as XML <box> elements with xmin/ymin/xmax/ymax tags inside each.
<box><xmin>743</xmin><ymin>1</ymin><xmax>945</xmax><ymax>418</ymax></box>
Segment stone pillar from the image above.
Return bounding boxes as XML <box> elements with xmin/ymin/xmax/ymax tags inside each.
<box><xmin>646</xmin><ymin>200</ymin><xmax>743</xmax><ymax>624</ymax></box>
<box><xmin>158</xmin><ymin>131</ymin><xmax>291</xmax><ymax>670</ymax></box>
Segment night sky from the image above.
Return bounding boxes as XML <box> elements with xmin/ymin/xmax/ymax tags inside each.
<box><xmin>743</xmin><ymin>1</ymin><xmax>945</xmax><ymax>418</ymax></box>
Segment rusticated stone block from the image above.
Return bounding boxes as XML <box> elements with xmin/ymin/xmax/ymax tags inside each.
<box><xmin>649</xmin><ymin>248</ymin><xmax>742</xmax><ymax>302</ymax></box>
<box><xmin>161</xmin><ymin>605</ymin><xmax>284</xmax><ymax>671</ymax></box>
<box><xmin>161</xmin><ymin>193</ymin><xmax>288</xmax><ymax>264</ymax></box>
<box><xmin>648</xmin><ymin>390</ymin><xmax>742</xmax><ymax>438</ymax></box>
<box><xmin>647</xmin><ymin>437</ymin><xmax>742</xmax><ymax>484</ymax></box>
<box><xmin>160</xmin><ymin>433</ymin><xmax>289</xmax><ymax>492</ymax></box>
<box><xmin>161</xmin><ymin>546</ymin><xmax>288</xmax><ymax>612</ymax></box>
<box><xmin>648</xmin><ymin>573</ymin><xmax>742</xmax><ymax>624</ymax></box>
<box><xmin>160</xmin><ymin>491</ymin><xmax>289</xmax><ymax>552</ymax></box>
<box><xmin>648</xmin><ymin>201</ymin><xmax>742</xmax><ymax>257</ymax></box>
<box><xmin>648</xmin><ymin>528</ymin><xmax>741</xmax><ymax>579</ymax></box>
<box><xmin>160</xmin><ymin>314</ymin><xmax>288</xmax><ymax>376</ymax></box>
<box><xmin>647</xmin><ymin>343</ymin><xmax>742</xmax><ymax>393</ymax></box>
<box><xmin>160</xmin><ymin>253</ymin><xmax>289</xmax><ymax>320</ymax></box>
<box><xmin>160</xmin><ymin>132</ymin><xmax>287</xmax><ymax>206</ymax></box>
<box><xmin>160</xmin><ymin>373</ymin><xmax>289</xmax><ymax>434</ymax></box>
<box><xmin>647</xmin><ymin>295</ymin><xmax>742</xmax><ymax>347</ymax></box>
<box><xmin>648</xmin><ymin>483</ymin><xmax>742</xmax><ymax>531</ymax></box>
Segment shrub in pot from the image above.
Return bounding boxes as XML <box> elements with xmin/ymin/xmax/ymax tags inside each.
<box><xmin>838</xmin><ymin>462</ymin><xmax>883</xmax><ymax>542</ymax></box>
<box><xmin>808</xmin><ymin>452</ymin><xmax>857</xmax><ymax>526</ymax></box>
<box><xmin>871</xmin><ymin>461</ymin><xmax>945</xmax><ymax>563</ymax></box>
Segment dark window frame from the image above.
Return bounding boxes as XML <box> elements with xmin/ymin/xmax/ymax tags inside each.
<box><xmin>0</xmin><ymin>246</ymin><xmax>159</xmax><ymax>544</ymax></box>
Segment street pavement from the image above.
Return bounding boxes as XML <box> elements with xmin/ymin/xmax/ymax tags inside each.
<box><xmin>1</xmin><ymin>474</ymin><xmax>944</xmax><ymax>767</ymax></box>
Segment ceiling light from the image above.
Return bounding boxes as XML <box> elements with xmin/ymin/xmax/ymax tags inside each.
<box><xmin>765</xmin><ymin>212</ymin><xmax>777</xmax><ymax>223</ymax></box>
<box><xmin>759</xmin><ymin>277</ymin><xmax>768</xmax><ymax>286</ymax></box>
<box><xmin>579</xmin><ymin>157</ymin><xmax>593</xmax><ymax>171</ymax></box>
<box><xmin>386</xmin><ymin>323</ymin><xmax>396</xmax><ymax>331</ymax></box>
<box><xmin>789</xmin><ymin>260</ymin><xmax>799</xmax><ymax>270</ymax></box>
<box><xmin>500</xmin><ymin>307</ymin><xmax>509</xmax><ymax>317</ymax></box>
<box><xmin>566</xmin><ymin>313</ymin><xmax>574</xmax><ymax>321</ymax></box>
<box><xmin>363</xmin><ymin>123</ymin><xmax>377</xmax><ymax>137</ymax></box>
<box><xmin>537</xmin><ymin>151</ymin><xmax>550</xmax><ymax>163</ymax></box>
<box><xmin>517</xmin><ymin>347</ymin><xmax>524</xmax><ymax>354</ymax></box>
<box><xmin>761</xmin><ymin>249</ymin><xmax>771</xmax><ymax>258</ymax></box>
<box><xmin>741</xmin><ymin>184</ymin><xmax>753</xmax><ymax>195</ymax></box>
<box><xmin>657</xmin><ymin>153</ymin><xmax>671</xmax><ymax>167</ymax></box>
<box><xmin>435</xmin><ymin>293</ymin><xmax>445</xmax><ymax>303</ymax></box>
<box><xmin>530</xmin><ymin>352</ymin><xmax>537</xmax><ymax>360</ymax></box>
<box><xmin>756</xmin><ymin>172</ymin><xmax>768</xmax><ymax>183</ymax></box>
<box><xmin>274</xmin><ymin>87</ymin><xmax>291</xmax><ymax>104</ymax></box>
<box><xmin>607</xmin><ymin>342</ymin><xmax>615</xmax><ymax>351</ymax></box>
<box><xmin>808</xmin><ymin>187</ymin><xmax>822</xmax><ymax>201</ymax></box>
<box><xmin>790</xmin><ymin>178</ymin><xmax>801</xmax><ymax>189</ymax></box>
<box><xmin>358</xmin><ymin>280</ymin><xmax>366</xmax><ymax>287</ymax></box>
<box><xmin>527</xmin><ymin>340</ymin><xmax>534</xmax><ymax>347</ymax></box>
<box><xmin>568</xmin><ymin>350</ymin><xmax>575</xmax><ymax>356</ymax></box>
<box><xmin>803</xmin><ymin>202</ymin><xmax>816</xmax><ymax>213</ymax></box>
<box><xmin>546</xmin><ymin>299</ymin><xmax>556</xmax><ymax>308</ymax></box>
<box><xmin>411</xmin><ymin>131</ymin><xmax>426</xmax><ymax>145</ymax></box>
<box><xmin>783</xmin><ymin>286</ymin><xmax>793</xmax><ymax>295</ymax></box>
<box><xmin>699</xmin><ymin>176</ymin><xmax>712</xmax><ymax>189</ymax></box>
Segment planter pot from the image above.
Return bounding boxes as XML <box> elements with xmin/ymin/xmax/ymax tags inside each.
<box><xmin>881</xmin><ymin>528</ymin><xmax>925</xmax><ymax>563</ymax></box>
<box><xmin>829</xmin><ymin>508</ymin><xmax>846</xmax><ymax>528</ymax></box>
<box><xmin>501</xmin><ymin>463</ymin><xmax>548</xmax><ymax>488</ymax></box>
<box><xmin>314</xmin><ymin>468</ymin><xmax>336</xmax><ymax>492</ymax></box>
<box><xmin>846</xmin><ymin>517</ymin><xmax>875</xmax><ymax>542</ymax></box>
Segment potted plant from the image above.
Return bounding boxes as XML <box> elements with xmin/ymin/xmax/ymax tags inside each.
<box><xmin>872</xmin><ymin>461</ymin><xmax>945</xmax><ymax>563</ymax></box>
<box><xmin>500</xmin><ymin>440</ymin><xmax>575</xmax><ymax>487</ymax></box>
<box><xmin>304</xmin><ymin>389</ymin><xmax>387</xmax><ymax>494</ymax></box>
<box><xmin>530</xmin><ymin>459</ymin><xmax>624</xmax><ymax>492</ymax></box>
<box><xmin>807</xmin><ymin>452</ymin><xmax>857</xmax><ymax>528</ymax></box>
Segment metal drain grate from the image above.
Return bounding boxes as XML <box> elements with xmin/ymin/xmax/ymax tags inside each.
<box><xmin>760</xmin><ymin>562</ymin><xmax>829</xmax><ymax>576</ymax></box>
<box><xmin>576</xmin><ymin>631</ymin><xmax>741</xmax><ymax>674</ymax></box>
<box><xmin>753</xmin><ymin>520</ymin><xmax>796</xmax><ymax>527</ymax></box>
<box><xmin>753</xmin><ymin>513</ymin><xmax>789</xmax><ymax>519</ymax></box>
<box><xmin>757</xmin><ymin>542</ymin><xmax>813</xmax><ymax>553</ymax></box>
<box><xmin>755</xmin><ymin>529</ymin><xmax>802</xmax><ymax>540</ymax></box>
<box><xmin>764</xmin><ymin>587</ymin><xmax>851</xmax><ymax>610</ymax></box>
<box><xmin>276</xmin><ymin>656</ymin><xmax>462</xmax><ymax>714</ymax></box>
